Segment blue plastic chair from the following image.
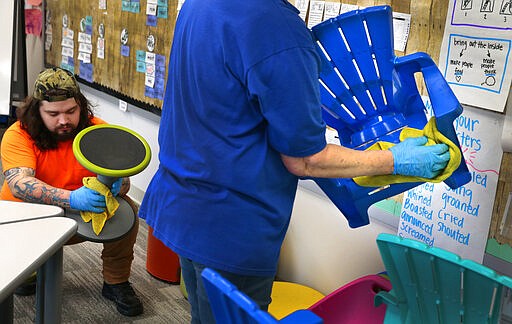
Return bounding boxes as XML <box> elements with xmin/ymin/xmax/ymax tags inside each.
<box><xmin>310</xmin><ymin>5</ymin><xmax>471</xmax><ymax>228</ymax></box>
<box><xmin>201</xmin><ymin>268</ymin><xmax>323</xmax><ymax>324</ymax></box>
<box><xmin>375</xmin><ymin>233</ymin><xmax>512</xmax><ymax>323</ymax></box>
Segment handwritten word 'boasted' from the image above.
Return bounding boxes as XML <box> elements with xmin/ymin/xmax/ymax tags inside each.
<box><xmin>403</xmin><ymin>198</ymin><xmax>433</xmax><ymax>220</ymax></box>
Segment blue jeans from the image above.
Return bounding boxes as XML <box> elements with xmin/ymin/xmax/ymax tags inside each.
<box><xmin>179</xmin><ymin>256</ymin><xmax>275</xmax><ymax>324</ymax></box>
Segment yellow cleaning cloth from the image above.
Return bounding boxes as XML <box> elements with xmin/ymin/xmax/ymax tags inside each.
<box><xmin>354</xmin><ymin>117</ymin><xmax>461</xmax><ymax>187</ymax></box>
<box><xmin>80</xmin><ymin>177</ymin><xmax>119</xmax><ymax>235</ymax></box>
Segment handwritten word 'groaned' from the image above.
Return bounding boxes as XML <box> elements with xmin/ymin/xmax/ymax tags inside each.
<box><xmin>441</xmin><ymin>192</ymin><xmax>480</xmax><ymax>216</ymax></box>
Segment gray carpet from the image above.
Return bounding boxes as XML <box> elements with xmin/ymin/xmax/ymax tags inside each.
<box><xmin>1</xmin><ymin>126</ymin><xmax>192</xmax><ymax>323</ymax></box>
<box><xmin>13</xmin><ymin>221</ymin><xmax>192</xmax><ymax>324</ymax></box>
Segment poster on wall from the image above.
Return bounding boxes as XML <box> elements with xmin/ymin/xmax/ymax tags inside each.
<box><xmin>397</xmin><ymin>102</ymin><xmax>503</xmax><ymax>263</ymax></box>
<box><xmin>439</xmin><ymin>0</ymin><xmax>512</xmax><ymax>112</ymax></box>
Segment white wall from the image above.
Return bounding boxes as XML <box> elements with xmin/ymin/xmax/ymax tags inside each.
<box><xmin>278</xmin><ymin>186</ymin><xmax>394</xmax><ymax>295</ymax></box>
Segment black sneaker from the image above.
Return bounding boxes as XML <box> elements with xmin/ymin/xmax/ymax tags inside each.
<box><xmin>15</xmin><ymin>274</ymin><xmax>36</xmax><ymax>296</ymax></box>
<box><xmin>102</xmin><ymin>281</ymin><xmax>143</xmax><ymax>316</ymax></box>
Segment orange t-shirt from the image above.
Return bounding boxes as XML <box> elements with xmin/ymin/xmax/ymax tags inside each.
<box><xmin>0</xmin><ymin>117</ymin><xmax>106</xmax><ymax>201</ymax></box>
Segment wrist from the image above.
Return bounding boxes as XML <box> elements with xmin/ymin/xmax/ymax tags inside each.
<box><xmin>69</xmin><ymin>190</ymin><xmax>76</xmax><ymax>209</ymax></box>
<box><xmin>384</xmin><ymin>149</ymin><xmax>396</xmax><ymax>175</ymax></box>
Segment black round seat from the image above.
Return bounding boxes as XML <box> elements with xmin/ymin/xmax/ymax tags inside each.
<box><xmin>69</xmin><ymin>124</ymin><xmax>151</xmax><ymax>242</ymax></box>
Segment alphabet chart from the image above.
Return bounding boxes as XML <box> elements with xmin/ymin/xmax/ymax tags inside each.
<box><xmin>439</xmin><ymin>0</ymin><xmax>512</xmax><ymax>112</ymax></box>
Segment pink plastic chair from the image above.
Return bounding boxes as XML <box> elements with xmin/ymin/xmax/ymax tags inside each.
<box><xmin>308</xmin><ymin>275</ymin><xmax>391</xmax><ymax>324</ymax></box>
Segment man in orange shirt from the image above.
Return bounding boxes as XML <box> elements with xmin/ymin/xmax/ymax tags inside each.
<box><xmin>0</xmin><ymin>67</ymin><xmax>143</xmax><ymax>317</ymax></box>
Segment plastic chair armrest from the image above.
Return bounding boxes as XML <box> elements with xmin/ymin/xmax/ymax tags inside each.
<box><xmin>394</xmin><ymin>53</ymin><xmax>461</xmax><ymax>119</ymax></box>
<box><xmin>394</xmin><ymin>52</ymin><xmax>436</xmax><ymax>70</ymax></box>
<box><xmin>374</xmin><ymin>290</ymin><xmax>399</xmax><ymax>307</ymax></box>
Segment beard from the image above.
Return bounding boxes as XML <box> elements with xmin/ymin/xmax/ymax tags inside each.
<box><xmin>52</xmin><ymin>125</ymin><xmax>80</xmax><ymax>142</ymax></box>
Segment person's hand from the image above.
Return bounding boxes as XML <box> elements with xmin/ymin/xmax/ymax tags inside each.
<box><xmin>110</xmin><ymin>178</ymin><xmax>123</xmax><ymax>196</ymax></box>
<box><xmin>69</xmin><ymin>186</ymin><xmax>106</xmax><ymax>213</ymax></box>
<box><xmin>389</xmin><ymin>136</ymin><xmax>450</xmax><ymax>178</ymax></box>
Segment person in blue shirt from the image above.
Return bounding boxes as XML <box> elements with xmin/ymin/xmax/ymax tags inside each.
<box><xmin>139</xmin><ymin>1</ymin><xmax>450</xmax><ymax>323</ymax></box>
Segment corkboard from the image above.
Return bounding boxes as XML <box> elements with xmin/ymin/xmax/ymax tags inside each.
<box><xmin>44</xmin><ymin>0</ymin><xmax>178</xmax><ymax>114</ymax></box>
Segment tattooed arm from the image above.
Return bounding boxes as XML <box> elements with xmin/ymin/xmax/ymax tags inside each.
<box><xmin>3</xmin><ymin>167</ymin><xmax>72</xmax><ymax>208</ymax></box>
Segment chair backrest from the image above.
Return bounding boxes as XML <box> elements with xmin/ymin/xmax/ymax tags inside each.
<box><xmin>375</xmin><ymin>233</ymin><xmax>512</xmax><ymax>324</ymax></box>
<box><xmin>312</xmin><ymin>5</ymin><xmax>425</xmax><ymax>149</ymax></box>
<box><xmin>201</xmin><ymin>268</ymin><xmax>323</xmax><ymax>324</ymax></box>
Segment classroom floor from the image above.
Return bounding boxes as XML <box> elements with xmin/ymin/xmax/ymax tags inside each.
<box><xmin>1</xmin><ymin>125</ymin><xmax>192</xmax><ymax>323</ymax></box>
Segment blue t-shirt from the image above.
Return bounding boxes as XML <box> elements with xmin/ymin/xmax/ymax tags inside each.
<box><xmin>139</xmin><ymin>0</ymin><xmax>326</xmax><ymax>276</ymax></box>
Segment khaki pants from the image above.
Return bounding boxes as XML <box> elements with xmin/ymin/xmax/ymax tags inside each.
<box><xmin>66</xmin><ymin>195</ymin><xmax>139</xmax><ymax>284</ymax></box>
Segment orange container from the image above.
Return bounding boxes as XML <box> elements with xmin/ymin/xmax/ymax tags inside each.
<box><xmin>146</xmin><ymin>226</ymin><xmax>181</xmax><ymax>283</ymax></box>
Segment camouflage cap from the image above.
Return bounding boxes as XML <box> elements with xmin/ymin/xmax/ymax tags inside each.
<box><xmin>33</xmin><ymin>67</ymin><xmax>80</xmax><ymax>102</ymax></box>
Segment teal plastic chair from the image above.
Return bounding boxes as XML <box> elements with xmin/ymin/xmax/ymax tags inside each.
<box><xmin>201</xmin><ymin>268</ymin><xmax>323</xmax><ymax>324</ymax></box>
<box><xmin>375</xmin><ymin>233</ymin><xmax>512</xmax><ymax>323</ymax></box>
<box><xmin>310</xmin><ymin>5</ymin><xmax>471</xmax><ymax>228</ymax></box>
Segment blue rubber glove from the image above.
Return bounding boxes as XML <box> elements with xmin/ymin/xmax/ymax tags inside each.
<box><xmin>389</xmin><ymin>136</ymin><xmax>450</xmax><ymax>178</ymax></box>
<box><xmin>69</xmin><ymin>186</ymin><xmax>106</xmax><ymax>213</ymax></box>
<box><xmin>110</xmin><ymin>178</ymin><xmax>123</xmax><ymax>196</ymax></box>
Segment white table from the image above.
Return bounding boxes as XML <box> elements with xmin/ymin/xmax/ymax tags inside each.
<box><xmin>0</xmin><ymin>200</ymin><xmax>64</xmax><ymax>224</ymax></box>
<box><xmin>0</xmin><ymin>201</ymin><xmax>77</xmax><ymax>324</ymax></box>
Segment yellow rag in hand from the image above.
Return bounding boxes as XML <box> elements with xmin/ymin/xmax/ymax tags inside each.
<box><xmin>353</xmin><ymin>117</ymin><xmax>461</xmax><ymax>187</ymax></box>
<box><xmin>80</xmin><ymin>177</ymin><xmax>119</xmax><ymax>235</ymax></box>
